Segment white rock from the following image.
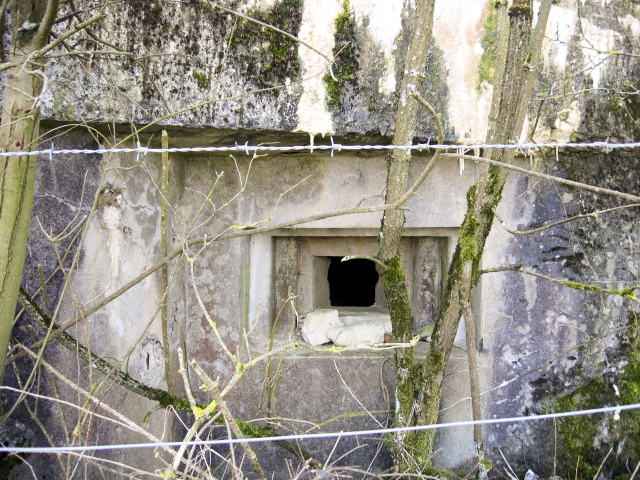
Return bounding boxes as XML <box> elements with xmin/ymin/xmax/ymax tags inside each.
<box><xmin>301</xmin><ymin>309</ymin><xmax>342</xmax><ymax>346</ymax></box>
<box><xmin>341</xmin><ymin>315</ymin><xmax>392</xmax><ymax>332</ymax></box>
<box><xmin>327</xmin><ymin>321</ymin><xmax>387</xmax><ymax>347</ymax></box>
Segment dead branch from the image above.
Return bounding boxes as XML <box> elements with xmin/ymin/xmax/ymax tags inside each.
<box><xmin>480</xmin><ymin>265</ymin><xmax>639</xmax><ymax>301</ymax></box>
<box><xmin>443</xmin><ymin>153</ymin><xmax>640</xmax><ymax>202</ymax></box>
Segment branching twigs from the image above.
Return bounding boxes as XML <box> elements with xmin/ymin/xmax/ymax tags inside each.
<box><xmin>0</xmin><ymin>13</ymin><xmax>108</xmax><ymax>71</ymax></box>
<box><xmin>12</xmin><ymin>146</ymin><xmax>445</xmax><ymax>361</ymax></box>
<box><xmin>16</xmin><ymin>291</ymin><xmax>320</xmax><ymax>465</ymax></box>
<box><xmin>443</xmin><ymin>153</ymin><xmax>640</xmax><ymax>203</ymax></box>
<box><xmin>173</xmin><ymin>348</ymin><xmax>216</xmax><ymax>476</ymax></box>
<box><xmin>12</xmin><ymin>347</ymin><xmax>198</xmax><ymax>470</ymax></box>
<box><xmin>17</xmin><ymin>287</ymin><xmax>194</xmax><ymax>411</ymax></box>
<box><xmin>192</xmin><ymin>361</ymin><xmax>266</xmax><ymax>480</ymax></box>
<box><xmin>493</xmin><ymin>203</ymin><xmax>640</xmax><ymax>235</ymax></box>
<box><xmin>480</xmin><ymin>265</ymin><xmax>639</xmax><ymax>301</ymax></box>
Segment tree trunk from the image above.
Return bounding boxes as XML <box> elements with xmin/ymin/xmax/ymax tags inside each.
<box><xmin>416</xmin><ymin>0</ymin><xmax>546</xmax><ymax>464</ymax></box>
<box><xmin>375</xmin><ymin>0</ymin><xmax>435</xmax><ymax>469</ymax></box>
<box><xmin>0</xmin><ymin>0</ymin><xmax>60</xmax><ymax>379</ymax></box>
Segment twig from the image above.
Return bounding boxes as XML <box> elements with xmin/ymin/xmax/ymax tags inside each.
<box><xmin>443</xmin><ymin>153</ymin><xmax>640</xmax><ymax>203</ymax></box>
<box><xmin>493</xmin><ymin>203</ymin><xmax>640</xmax><ymax>235</ymax></box>
<box><xmin>592</xmin><ymin>447</ymin><xmax>613</xmax><ymax>480</ymax></box>
<box><xmin>192</xmin><ymin>361</ymin><xmax>266</xmax><ymax>479</ymax></box>
<box><xmin>341</xmin><ymin>255</ymin><xmax>387</xmax><ymax>271</ymax></box>
<box><xmin>13</xmin><ymin>347</ymin><xmax>193</xmax><ymax>469</ymax></box>
<box><xmin>480</xmin><ymin>265</ymin><xmax>639</xmax><ymax>301</ymax></box>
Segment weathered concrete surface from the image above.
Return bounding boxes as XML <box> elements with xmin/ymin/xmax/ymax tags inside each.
<box><xmin>8</xmin><ymin>0</ymin><xmax>640</xmax><ymax>477</ymax></box>
<box><xmin>40</xmin><ymin>1</ymin><xmax>640</xmax><ymax>143</ymax></box>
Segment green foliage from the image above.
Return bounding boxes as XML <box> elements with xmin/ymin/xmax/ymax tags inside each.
<box><xmin>324</xmin><ymin>1</ymin><xmax>360</xmax><ymax>108</ymax></box>
<box><xmin>553</xmin><ymin>312</ymin><xmax>640</xmax><ymax>479</ymax></box>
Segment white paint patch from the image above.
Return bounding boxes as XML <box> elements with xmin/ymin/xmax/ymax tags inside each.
<box><xmin>580</xmin><ymin>18</ymin><xmax>619</xmax><ymax>89</ymax></box>
<box><xmin>621</xmin><ymin>14</ymin><xmax>640</xmax><ymax>37</ymax></box>
<box><xmin>433</xmin><ymin>0</ymin><xmax>492</xmax><ymax>143</ymax></box>
<box><xmin>543</xmin><ymin>5</ymin><xmax>578</xmax><ymax>72</ymax></box>
<box><xmin>544</xmin><ymin>4</ymin><xmax>620</xmax><ymax>89</ymax></box>
<box><xmin>350</xmin><ymin>0</ymin><xmax>403</xmax><ymax>94</ymax></box>
<box><xmin>295</xmin><ymin>0</ymin><xmax>343</xmax><ymax>138</ymax></box>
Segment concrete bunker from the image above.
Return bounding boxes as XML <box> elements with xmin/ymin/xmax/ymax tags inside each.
<box><xmin>270</xmin><ymin>233</ymin><xmax>453</xmax><ymax>346</ymax></box>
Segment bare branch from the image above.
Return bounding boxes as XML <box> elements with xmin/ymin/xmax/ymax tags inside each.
<box><xmin>443</xmin><ymin>153</ymin><xmax>640</xmax><ymax>203</ymax></box>
<box><xmin>34</xmin><ymin>0</ymin><xmax>62</xmax><ymax>49</ymax></box>
<box><xmin>481</xmin><ymin>265</ymin><xmax>639</xmax><ymax>301</ymax></box>
<box><xmin>193</xmin><ymin>361</ymin><xmax>266</xmax><ymax>479</ymax></box>
<box><xmin>493</xmin><ymin>203</ymin><xmax>640</xmax><ymax>235</ymax></box>
<box><xmin>0</xmin><ymin>13</ymin><xmax>108</xmax><ymax>71</ymax></box>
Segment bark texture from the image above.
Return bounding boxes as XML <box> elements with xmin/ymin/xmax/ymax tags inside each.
<box><xmin>415</xmin><ymin>0</ymin><xmax>546</xmax><ymax>464</ymax></box>
<box><xmin>0</xmin><ymin>0</ymin><xmax>60</xmax><ymax>379</ymax></box>
<box><xmin>375</xmin><ymin>0</ymin><xmax>436</xmax><ymax>469</ymax></box>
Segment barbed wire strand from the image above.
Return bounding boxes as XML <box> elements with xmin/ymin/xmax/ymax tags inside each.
<box><xmin>0</xmin><ymin>402</ymin><xmax>637</xmax><ymax>454</ymax></box>
<box><xmin>2</xmin><ymin>140</ymin><xmax>640</xmax><ymax>157</ymax></box>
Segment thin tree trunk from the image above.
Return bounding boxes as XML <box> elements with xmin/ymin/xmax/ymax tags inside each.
<box><xmin>414</xmin><ymin>0</ymin><xmax>549</xmax><ymax>466</ymax></box>
<box><xmin>0</xmin><ymin>0</ymin><xmax>61</xmax><ymax>380</ymax></box>
<box><xmin>375</xmin><ymin>0</ymin><xmax>435</xmax><ymax>469</ymax></box>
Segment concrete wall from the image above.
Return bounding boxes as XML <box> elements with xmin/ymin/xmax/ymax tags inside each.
<box><xmin>5</xmin><ymin>0</ymin><xmax>640</xmax><ymax>477</ymax></box>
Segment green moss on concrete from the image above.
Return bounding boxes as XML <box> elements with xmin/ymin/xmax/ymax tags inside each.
<box><xmin>553</xmin><ymin>311</ymin><xmax>640</xmax><ymax>479</ymax></box>
<box><xmin>324</xmin><ymin>1</ymin><xmax>360</xmax><ymax>109</ymax></box>
<box><xmin>230</xmin><ymin>0</ymin><xmax>302</xmax><ymax>88</ymax></box>
<box><xmin>478</xmin><ymin>1</ymin><xmax>498</xmax><ymax>89</ymax></box>
<box><xmin>192</xmin><ymin>71</ymin><xmax>211</xmax><ymax>90</ymax></box>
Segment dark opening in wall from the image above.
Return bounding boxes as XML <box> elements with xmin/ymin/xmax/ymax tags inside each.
<box><xmin>327</xmin><ymin>256</ymin><xmax>379</xmax><ymax>307</ymax></box>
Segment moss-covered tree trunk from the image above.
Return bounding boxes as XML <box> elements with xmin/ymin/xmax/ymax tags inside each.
<box><xmin>414</xmin><ymin>0</ymin><xmax>549</xmax><ymax>464</ymax></box>
<box><xmin>375</xmin><ymin>0</ymin><xmax>435</xmax><ymax>469</ymax></box>
<box><xmin>0</xmin><ymin>0</ymin><xmax>60</xmax><ymax>380</ymax></box>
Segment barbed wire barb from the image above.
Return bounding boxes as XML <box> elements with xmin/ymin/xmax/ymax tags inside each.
<box><xmin>6</xmin><ymin>140</ymin><xmax>640</xmax><ymax>158</ymax></box>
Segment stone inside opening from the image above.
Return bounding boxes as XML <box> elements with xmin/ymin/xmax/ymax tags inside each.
<box><xmin>327</xmin><ymin>257</ymin><xmax>379</xmax><ymax>307</ymax></box>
